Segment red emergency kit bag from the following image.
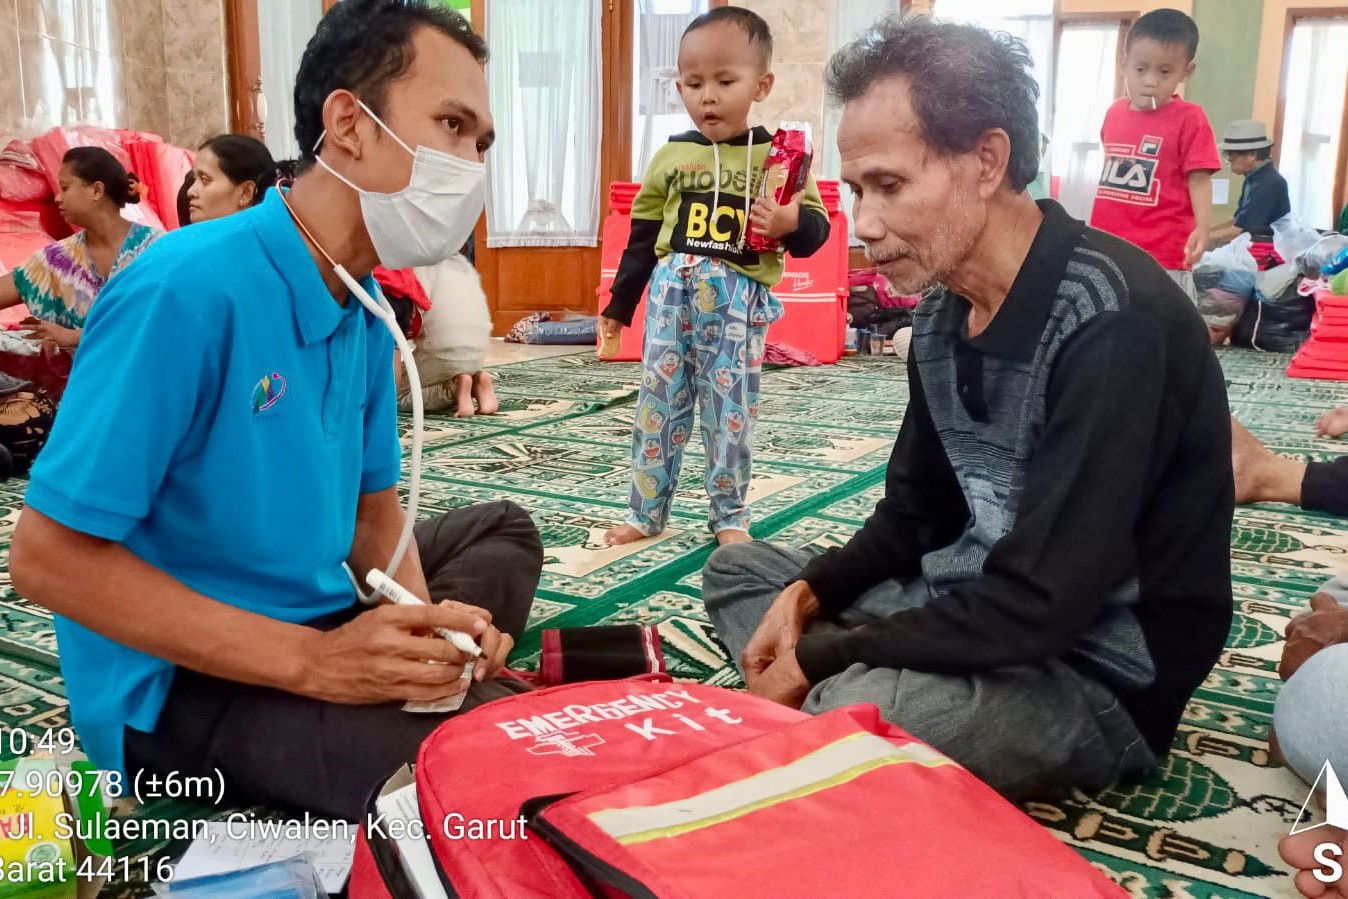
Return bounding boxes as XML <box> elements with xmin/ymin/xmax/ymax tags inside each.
<box><xmin>348</xmin><ymin>677</ymin><xmax>1123</xmax><ymax>898</ymax></box>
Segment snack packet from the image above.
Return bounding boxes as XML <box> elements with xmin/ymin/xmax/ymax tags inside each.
<box><xmin>744</xmin><ymin>122</ymin><xmax>814</xmax><ymax>253</ymax></box>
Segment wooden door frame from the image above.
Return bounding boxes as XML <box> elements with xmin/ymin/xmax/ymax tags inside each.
<box><xmin>225</xmin><ymin>0</ymin><xmax>263</xmax><ymax>138</ymax></box>
<box><xmin>1274</xmin><ymin>8</ymin><xmax>1348</xmax><ymax>221</ymax></box>
<box><xmin>225</xmin><ymin>0</ymin><xmax>341</xmax><ymax>137</ymax></box>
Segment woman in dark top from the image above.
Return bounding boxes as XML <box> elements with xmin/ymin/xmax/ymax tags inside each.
<box><xmin>183</xmin><ymin>135</ymin><xmax>284</xmax><ymax>223</ymax></box>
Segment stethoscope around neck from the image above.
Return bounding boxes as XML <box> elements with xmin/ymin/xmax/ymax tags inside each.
<box><xmin>276</xmin><ymin>186</ymin><xmax>447</xmax><ymax>625</ymax></box>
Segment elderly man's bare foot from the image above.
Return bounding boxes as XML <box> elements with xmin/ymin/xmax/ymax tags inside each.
<box><xmin>604</xmin><ymin>524</ymin><xmax>651</xmax><ymax>546</ymax></box>
<box><xmin>716</xmin><ymin>529</ymin><xmax>752</xmax><ymax>546</ymax></box>
<box><xmin>472</xmin><ymin>371</ymin><xmax>499</xmax><ymax>415</ymax></box>
<box><xmin>1232</xmin><ymin>416</ymin><xmax>1307</xmax><ymax>506</ymax></box>
<box><xmin>1280</xmin><ymin>825</ymin><xmax>1348</xmax><ymax>897</ymax></box>
<box><xmin>452</xmin><ymin>373</ymin><xmax>475</xmax><ymax>418</ymax></box>
<box><xmin>1232</xmin><ymin>416</ymin><xmax>1275</xmax><ymax>503</ymax></box>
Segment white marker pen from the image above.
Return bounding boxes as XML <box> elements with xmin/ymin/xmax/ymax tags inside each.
<box><xmin>367</xmin><ymin>569</ymin><xmax>484</xmax><ymax>658</ymax></box>
<box><xmin>1150</xmin><ymin>96</ymin><xmax>1157</xmax><ymax>110</ymax></box>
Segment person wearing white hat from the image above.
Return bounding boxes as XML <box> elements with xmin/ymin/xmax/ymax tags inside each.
<box><xmin>1210</xmin><ymin>119</ymin><xmax>1290</xmax><ymax>247</ymax></box>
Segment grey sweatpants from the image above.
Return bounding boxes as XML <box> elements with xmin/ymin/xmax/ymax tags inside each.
<box><xmin>1273</xmin><ymin>573</ymin><xmax>1348</xmax><ymax>786</ymax></box>
<box><xmin>702</xmin><ymin>541</ymin><xmax>1156</xmax><ymax>800</ymax></box>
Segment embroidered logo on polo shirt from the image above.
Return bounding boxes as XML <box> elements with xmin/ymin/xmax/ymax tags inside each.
<box><xmin>251</xmin><ymin>371</ymin><xmax>287</xmax><ymax>413</ymax></box>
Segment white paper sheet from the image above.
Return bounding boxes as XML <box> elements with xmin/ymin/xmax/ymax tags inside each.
<box><xmin>1213</xmin><ymin>177</ymin><xmax>1230</xmax><ymax>206</ymax></box>
<box><xmin>172</xmin><ymin>821</ymin><xmax>355</xmax><ymax>893</ymax></box>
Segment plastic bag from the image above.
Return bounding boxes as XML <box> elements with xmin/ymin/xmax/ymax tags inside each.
<box><xmin>28</xmin><ymin>126</ymin><xmax>165</xmax><ymax>232</ymax></box>
<box><xmin>1272</xmin><ymin>214</ymin><xmax>1320</xmax><ymax>267</ymax></box>
<box><xmin>124</xmin><ymin>134</ymin><xmax>194</xmax><ymax>229</ymax></box>
<box><xmin>0</xmin><ymin>138</ymin><xmax>53</xmax><ymax>204</ymax></box>
<box><xmin>1232</xmin><ymin>262</ymin><xmax>1314</xmax><ymax>352</ymax></box>
<box><xmin>0</xmin><ymin>209</ymin><xmax>55</xmax><ymax>328</ymax></box>
<box><xmin>1195</xmin><ymin>233</ymin><xmax>1258</xmax><ymax>299</ymax></box>
<box><xmin>1326</xmin><ymin>246</ymin><xmax>1348</xmax><ymax>277</ymax></box>
<box><xmin>0</xmin><ymin>209</ymin><xmax>53</xmax><ymax>272</ymax></box>
<box><xmin>1296</xmin><ymin>234</ymin><xmax>1348</xmax><ymax>277</ymax></box>
<box><xmin>155</xmin><ymin>855</ymin><xmax>326</xmax><ymax>897</ymax></box>
<box><xmin>1196</xmin><ymin>287</ymin><xmax>1247</xmax><ymax>329</ymax></box>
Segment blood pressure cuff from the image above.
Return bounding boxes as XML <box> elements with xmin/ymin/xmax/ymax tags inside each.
<box><xmin>539</xmin><ymin>625</ymin><xmax>665</xmax><ymax>686</ymax></box>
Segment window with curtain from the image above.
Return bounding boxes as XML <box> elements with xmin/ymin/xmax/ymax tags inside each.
<box><xmin>24</xmin><ymin>0</ymin><xmax>117</xmax><ymax>129</ymax></box>
<box><xmin>485</xmin><ymin>0</ymin><xmax>604</xmax><ymax>248</ymax></box>
<box><xmin>258</xmin><ymin>0</ymin><xmax>325</xmax><ymax>162</ymax></box>
<box><xmin>1050</xmin><ymin>22</ymin><xmax>1119</xmax><ymax>221</ymax></box>
<box><xmin>932</xmin><ymin>0</ymin><xmax>1054</xmax><ymax>145</ymax></box>
<box><xmin>1280</xmin><ymin>17</ymin><xmax>1348</xmax><ymax>231</ymax></box>
<box><xmin>823</xmin><ymin>0</ymin><xmax>905</xmax><ymax>245</ymax></box>
<box><xmin>632</xmin><ymin>0</ymin><xmax>711</xmax><ymax>178</ymax></box>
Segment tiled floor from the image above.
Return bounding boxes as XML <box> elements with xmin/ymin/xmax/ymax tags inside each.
<box><xmin>484</xmin><ymin>339</ymin><xmax>590</xmax><ymax>366</ymax></box>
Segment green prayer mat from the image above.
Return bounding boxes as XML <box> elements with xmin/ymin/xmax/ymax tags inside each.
<box><xmin>0</xmin><ymin>347</ymin><xmax>1338</xmax><ymax>898</ymax></box>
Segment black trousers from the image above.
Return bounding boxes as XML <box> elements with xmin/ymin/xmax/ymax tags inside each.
<box><xmin>123</xmin><ymin>501</ymin><xmax>543</xmax><ymax>821</ymax></box>
<box><xmin>1304</xmin><ymin>459</ymin><xmax>1348</xmax><ymax>517</ymax></box>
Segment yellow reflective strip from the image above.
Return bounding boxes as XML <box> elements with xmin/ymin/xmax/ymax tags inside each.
<box><xmin>587</xmin><ymin>733</ymin><xmax>954</xmax><ymax>846</ymax></box>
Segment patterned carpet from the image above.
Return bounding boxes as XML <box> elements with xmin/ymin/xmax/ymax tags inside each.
<box><xmin>0</xmin><ymin>346</ymin><xmax>1342</xmax><ymax>897</ymax></box>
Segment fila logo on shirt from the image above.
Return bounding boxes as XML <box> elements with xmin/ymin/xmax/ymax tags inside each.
<box><xmin>1289</xmin><ymin>760</ymin><xmax>1348</xmax><ymax>885</ymax></box>
<box><xmin>1098</xmin><ymin>136</ymin><xmax>1164</xmax><ymax>205</ymax></box>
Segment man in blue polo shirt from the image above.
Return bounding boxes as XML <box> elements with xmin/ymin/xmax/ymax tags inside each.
<box><xmin>9</xmin><ymin>0</ymin><xmax>542</xmax><ymax>821</ymax></box>
<box><xmin>1210</xmin><ymin>120</ymin><xmax>1291</xmax><ymax>246</ymax></box>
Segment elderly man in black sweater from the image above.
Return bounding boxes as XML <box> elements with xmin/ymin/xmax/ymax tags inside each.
<box><xmin>701</xmin><ymin>16</ymin><xmax>1234</xmax><ymax>800</ymax></box>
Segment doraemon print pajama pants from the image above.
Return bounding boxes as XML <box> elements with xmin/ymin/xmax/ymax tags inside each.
<box><xmin>624</xmin><ymin>254</ymin><xmax>781</xmax><ymax>536</ymax></box>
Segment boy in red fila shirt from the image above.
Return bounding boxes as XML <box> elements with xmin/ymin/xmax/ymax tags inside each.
<box><xmin>1090</xmin><ymin>8</ymin><xmax>1219</xmax><ymax>303</ymax></box>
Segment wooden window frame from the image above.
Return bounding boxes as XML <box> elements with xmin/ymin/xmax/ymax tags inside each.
<box><xmin>1275</xmin><ymin>8</ymin><xmax>1348</xmax><ymax>224</ymax></box>
<box><xmin>1052</xmin><ymin>11</ymin><xmax>1133</xmax><ymax>102</ymax></box>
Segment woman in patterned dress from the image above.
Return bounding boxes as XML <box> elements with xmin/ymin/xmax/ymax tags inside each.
<box><xmin>0</xmin><ymin>147</ymin><xmax>160</xmax><ymax>350</ymax></box>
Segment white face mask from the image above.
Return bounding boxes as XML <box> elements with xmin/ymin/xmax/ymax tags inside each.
<box><xmin>315</xmin><ymin>100</ymin><xmax>485</xmax><ymax>268</ymax></box>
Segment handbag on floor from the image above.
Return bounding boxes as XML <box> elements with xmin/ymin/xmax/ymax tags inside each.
<box><xmin>348</xmin><ymin>677</ymin><xmax>1123</xmax><ymax>898</ymax></box>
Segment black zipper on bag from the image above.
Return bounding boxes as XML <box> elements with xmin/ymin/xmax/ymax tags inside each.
<box><xmin>521</xmin><ymin>795</ymin><xmax>660</xmax><ymax>899</ymax></box>
<box><xmin>361</xmin><ymin>779</ymin><xmax>461</xmax><ymax>899</ymax></box>
<box><xmin>427</xmin><ymin>829</ymin><xmax>460</xmax><ymax>899</ymax></box>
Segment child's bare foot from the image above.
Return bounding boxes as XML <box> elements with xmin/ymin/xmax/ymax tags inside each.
<box><xmin>472</xmin><ymin>370</ymin><xmax>499</xmax><ymax>415</ymax></box>
<box><xmin>1279</xmin><ymin>825</ymin><xmax>1347</xmax><ymax>897</ymax></box>
<box><xmin>1319</xmin><ymin>408</ymin><xmax>1348</xmax><ymax>439</ymax></box>
<box><xmin>452</xmin><ymin>373</ymin><xmax>475</xmax><ymax>418</ymax></box>
<box><xmin>604</xmin><ymin>524</ymin><xmax>651</xmax><ymax>546</ymax></box>
<box><xmin>716</xmin><ymin>529</ymin><xmax>752</xmax><ymax>546</ymax></box>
